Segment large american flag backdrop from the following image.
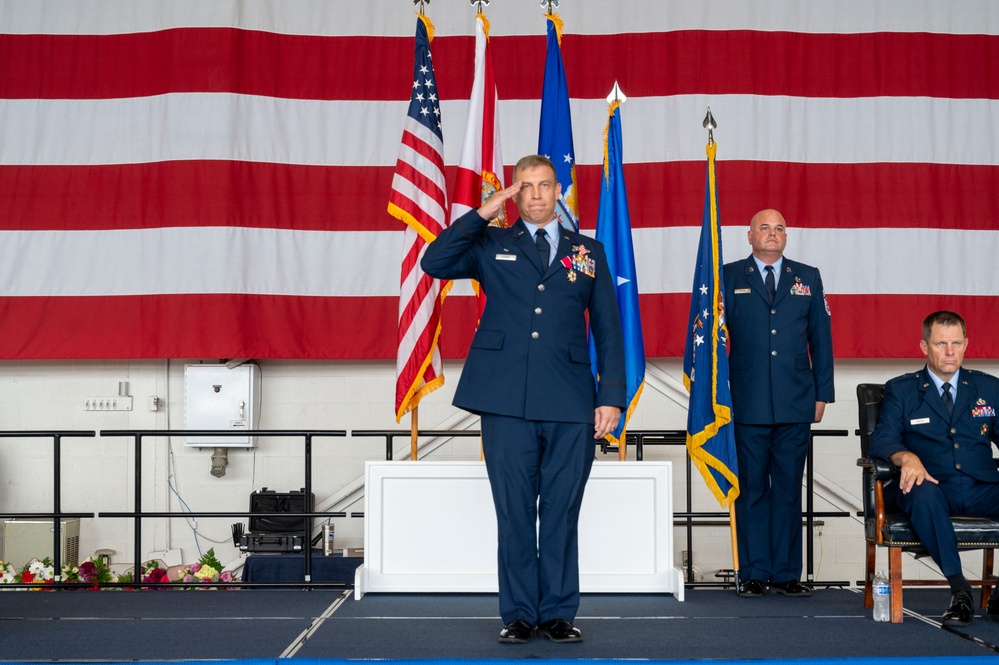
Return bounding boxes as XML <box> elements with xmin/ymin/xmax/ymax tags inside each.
<box><xmin>1</xmin><ymin>0</ymin><xmax>997</xmax><ymax>360</ymax></box>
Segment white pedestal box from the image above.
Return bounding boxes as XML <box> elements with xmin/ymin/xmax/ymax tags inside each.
<box><xmin>356</xmin><ymin>461</ymin><xmax>681</xmax><ymax>600</ymax></box>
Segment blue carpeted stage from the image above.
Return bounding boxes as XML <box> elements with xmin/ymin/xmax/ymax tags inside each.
<box><xmin>2</xmin><ymin>588</ymin><xmax>999</xmax><ymax>662</ymax></box>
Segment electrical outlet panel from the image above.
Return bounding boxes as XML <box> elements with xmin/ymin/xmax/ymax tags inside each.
<box><xmin>84</xmin><ymin>396</ymin><xmax>133</xmax><ymax>411</ymax></box>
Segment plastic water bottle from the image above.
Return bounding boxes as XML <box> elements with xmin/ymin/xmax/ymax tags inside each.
<box><xmin>322</xmin><ymin>523</ymin><xmax>335</xmax><ymax>556</ymax></box>
<box><xmin>873</xmin><ymin>569</ymin><xmax>890</xmax><ymax>621</ymax></box>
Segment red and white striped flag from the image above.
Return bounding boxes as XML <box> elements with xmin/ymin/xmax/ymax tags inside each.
<box><xmin>450</xmin><ymin>12</ymin><xmax>506</xmax><ymax>228</ymax></box>
<box><xmin>449</xmin><ymin>12</ymin><xmax>506</xmax><ymax>321</ymax></box>
<box><xmin>1</xmin><ymin>2</ymin><xmax>996</xmax><ymax>360</ymax></box>
<box><xmin>389</xmin><ymin>15</ymin><xmax>448</xmax><ymax>422</ymax></box>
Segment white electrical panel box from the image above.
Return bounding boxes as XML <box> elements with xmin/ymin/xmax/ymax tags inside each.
<box><xmin>184</xmin><ymin>364</ymin><xmax>260</xmax><ymax>447</ymax></box>
<box><xmin>2</xmin><ymin>519</ymin><xmax>80</xmax><ymax>569</ymax></box>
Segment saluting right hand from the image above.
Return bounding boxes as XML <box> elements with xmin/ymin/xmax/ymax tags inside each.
<box><xmin>476</xmin><ymin>180</ymin><xmax>522</xmax><ymax>222</ymax></box>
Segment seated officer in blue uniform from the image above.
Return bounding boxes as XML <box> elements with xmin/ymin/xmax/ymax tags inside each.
<box><xmin>870</xmin><ymin>310</ymin><xmax>999</xmax><ymax>626</ymax></box>
<box><xmin>421</xmin><ymin>155</ymin><xmax>626</xmax><ymax>644</ymax></box>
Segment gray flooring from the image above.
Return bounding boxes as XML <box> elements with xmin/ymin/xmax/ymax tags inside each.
<box><xmin>1</xmin><ymin>587</ymin><xmax>997</xmax><ymax>661</ymax></box>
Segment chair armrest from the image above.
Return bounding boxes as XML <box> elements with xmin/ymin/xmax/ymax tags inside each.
<box><xmin>857</xmin><ymin>457</ymin><xmax>899</xmax><ymax>481</ymax></box>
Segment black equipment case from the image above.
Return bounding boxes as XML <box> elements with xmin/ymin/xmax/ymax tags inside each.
<box><xmin>237</xmin><ymin>488</ymin><xmax>315</xmax><ymax>553</ymax></box>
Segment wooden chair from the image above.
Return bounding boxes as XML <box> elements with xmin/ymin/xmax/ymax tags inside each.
<box><xmin>856</xmin><ymin>382</ymin><xmax>999</xmax><ymax>622</ymax></box>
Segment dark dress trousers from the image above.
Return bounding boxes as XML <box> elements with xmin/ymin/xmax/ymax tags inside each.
<box><xmin>723</xmin><ymin>255</ymin><xmax>834</xmax><ymax>584</ymax></box>
<box><xmin>869</xmin><ymin>367</ymin><xmax>999</xmax><ymax>576</ymax></box>
<box><xmin>421</xmin><ymin>210</ymin><xmax>626</xmax><ymax>625</ymax></box>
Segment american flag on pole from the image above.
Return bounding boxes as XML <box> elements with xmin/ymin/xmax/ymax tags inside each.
<box><xmin>0</xmin><ymin>2</ymin><xmax>997</xmax><ymax>360</ymax></box>
<box><xmin>389</xmin><ymin>15</ymin><xmax>448</xmax><ymax>422</ymax></box>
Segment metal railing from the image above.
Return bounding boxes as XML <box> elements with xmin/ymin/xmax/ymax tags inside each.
<box><xmin>600</xmin><ymin>428</ymin><xmax>852</xmax><ymax>588</ymax></box>
<box><xmin>0</xmin><ymin>431</ymin><xmax>97</xmax><ymax>586</ymax></box>
<box><xmin>98</xmin><ymin>429</ymin><xmax>346</xmax><ymax>588</ymax></box>
<box><xmin>1</xmin><ymin>426</ymin><xmax>852</xmax><ymax>589</ymax></box>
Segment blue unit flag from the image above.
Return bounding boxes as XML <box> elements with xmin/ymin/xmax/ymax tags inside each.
<box><xmin>538</xmin><ymin>13</ymin><xmax>578</xmax><ymax>232</ymax></box>
<box><xmin>683</xmin><ymin>141</ymin><xmax>740</xmax><ymax>507</ymax></box>
<box><xmin>590</xmin><ymin>101</ymin><xmax>644</xmax><ymax>445</ymax></box>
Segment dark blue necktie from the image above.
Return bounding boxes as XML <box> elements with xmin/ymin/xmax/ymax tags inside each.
<box><xmin>764</xmin><ymin>265</ymin><xmax>776</xmax><ymax>303</ymax></box>
<box><xmin>535</xmin><ymin>228</ymin><xmax>549</xmax><ymax>268</ymax></box>
<box><xmin>942</xmin><ymin>382</ymin><xmax>954</xmax><ymax>416</ymax></box>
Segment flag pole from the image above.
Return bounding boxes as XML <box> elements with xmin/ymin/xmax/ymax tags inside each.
<box><xmin>407</xmin><ymin>0</ymin><xmax>428</xmax><ymax>462</ymax></box>
<box><xmin>702</xmin><ymin>105</ymin><xmax>740</xmax><ymax>584</ymax></box>
<box><xmin>410</xmin><ymin>407</ymin><xmax>419</xmax><ymax>460</ymax></box>
<box><xmin>611</xmin><ymin>83</ymin><xmax>627</xmax><ymax>464</ymax></box>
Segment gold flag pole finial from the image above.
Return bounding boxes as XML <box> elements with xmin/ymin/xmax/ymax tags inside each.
<box><xmin>541</xmin><ymin>0</ymin><xmax>560</xmax><ymax>15</ymax></box>
<box><xmin>703</xmin><ymin>106</ymin><xmax>717</xmax><ymax>146</ymax></box>
<box><xmin>413</xmin><ymin>0</ymin><xmax>430</xmax><ymax>15</ymax></box>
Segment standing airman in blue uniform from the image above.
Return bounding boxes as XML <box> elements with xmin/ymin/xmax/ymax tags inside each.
<box><xmin>870</xmin><ymin>310</ymin><xmax>999</xmax><ymax>626</ymax></box>
<box><xmin>422</xmin><ymin>155</ymin><xmax>626</xmax><ymax>644</ymax></box>
<box><xmin>723</xmin><ymin>209</ymin><xmax>834</xmax><ymax>598</ymax></box>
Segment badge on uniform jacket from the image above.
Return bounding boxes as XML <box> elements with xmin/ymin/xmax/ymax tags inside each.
<box><xmin>790</xmin><ymin>277</ymin><xmax>811</xmax><ymax>296</ymax></box>
<box><xmin>972</xmin><ymin>405</ymin><xmax>996</xmax><ymax>418</ymax></box>
<box><xmin>560</xmin><ymin>244</ymin><xmax>596</xmax><ymax>279</ymax></box>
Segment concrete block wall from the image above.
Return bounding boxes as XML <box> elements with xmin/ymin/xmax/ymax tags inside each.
<box><xmin>1</xmin><ymin>356</ymin><xmax>997</xmax><ymax>585</ymax></box>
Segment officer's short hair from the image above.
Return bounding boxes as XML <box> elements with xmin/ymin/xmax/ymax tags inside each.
<box><xmin>922</xmin><ymin>310</ymin><xmax>966</xmax><ymax>340</ymax></box>
<box><xmin>513</xmin><ymin>155</ymin><xmax>557</xmax><ymax>181</ymax></box>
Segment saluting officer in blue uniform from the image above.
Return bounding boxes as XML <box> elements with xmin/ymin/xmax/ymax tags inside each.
<box><xmin>723</xmin><ymin>208</ymin><xmax>834</xmax><ymax>598</ymax></box>
<box><xmin>870</xmin><ymin>310</ymin><xmax>999</xmax><ymax>626</ymax></box>
<box><xmin>422</xmin><ymin>155</ymin><xmax>626</xmax><ymax>644</ymax></box>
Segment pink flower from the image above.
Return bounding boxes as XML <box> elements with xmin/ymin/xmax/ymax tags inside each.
<box><xmin>189</xmin><ymin>563</ymin><xmax>201</xmax><ymax>573</ymax></box>
<box><xmin>77</xmin><ymin>561</ymin><xmax>98</xmax><ymax>582</ymax></box>
<box><xmin>219</xmin><ymin>571</ymin><xmax>234</xmax><ymax>583</ymax></box>
<box><xmin>142</xmin><ymin>567</ymin><xmax>170</xmax><ymax>585</ymax></box>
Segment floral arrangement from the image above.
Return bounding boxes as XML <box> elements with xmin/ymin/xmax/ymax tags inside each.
<box><xmin>62</xmin><ymin>555</ymin><xmax>116</xmax><ymax>587</ymax></box>
<box><xmin>0</xmin><ymin>559</ymin><xmax>15</xmax><ymax>584</ymax></box>
<box><xmin>176</xmin><ymin>548</ymin><xmax>238</xmax><ymax>587</ymax></box>
<box><xmin>115</xmin><ymin>559</ymin><xmax>170</xmax><ymax>587</ymax></box>
<box><xmin>0</xmin><ymin>557</ymin><xmax>56</xmax><ymax>588</ymax></box>
<box><xmin>0</xmin><ymin>550</ymin><xmax>238</xmax><ymax>589</ymax></box>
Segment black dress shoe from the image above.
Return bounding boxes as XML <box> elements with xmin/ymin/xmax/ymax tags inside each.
<box><xmin>737</xmin><ymin>579</ymin><xmax>765</xmax><ymax>597</ymax></box>
<box><xmin>498</xmin><ymin>619</ymin><xmax>534</xmax><ymax>643</ymax></box>
<box><xmin>942</xmin><ymin>588</ymin><xmax>974</xmax><ymax>627</ymax></box>
<box><xmin>986</xmin><ymin>589</ymin><xmax>999</xmax><ymax>618</ymax></box>
<box><xmin>770</xmin><ymin>580</ymin><xmax>812</xmax><ymax>597</ymax></box>
<box><xmin>537</xmin><ymin>619</ymin><xmax>583</xmax><ymax>643</ymax></box>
